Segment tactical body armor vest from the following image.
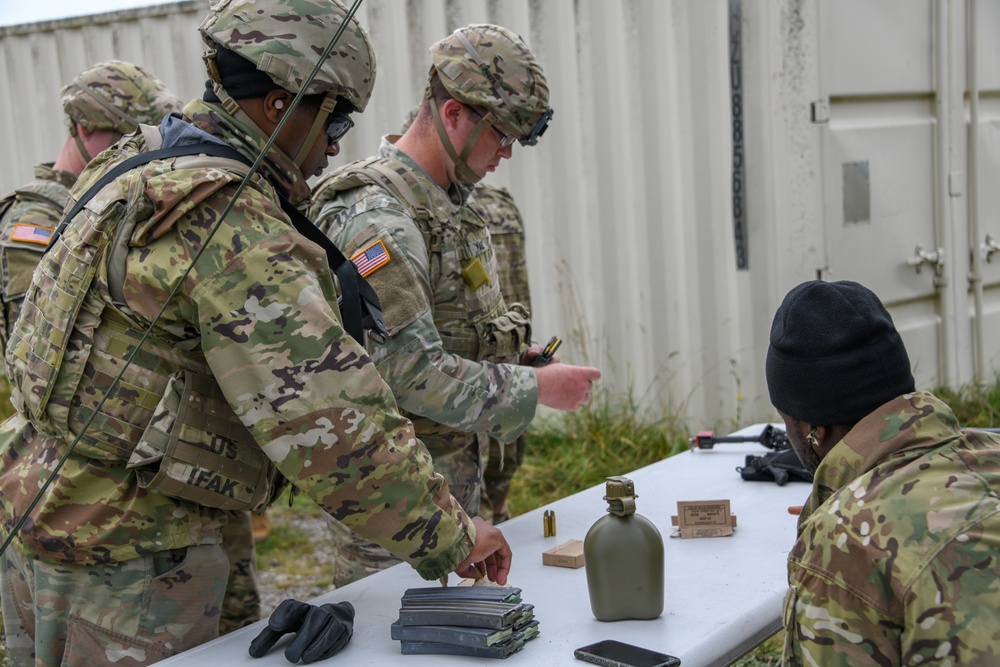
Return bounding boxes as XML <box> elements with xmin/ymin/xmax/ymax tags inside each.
<box><xmin>311</xmin><ymin>156</ymin><xmax>530</xmax><ymax>365</ymax></box>
<box><xmin>0</xmin><ymin>170</ymin><xmax>73</xmax><ymax>349</ymax></box>
<box><xmin>4</xmin><ymin>126</ymin><xmax>281</xmax><ymax>513</ymax></box>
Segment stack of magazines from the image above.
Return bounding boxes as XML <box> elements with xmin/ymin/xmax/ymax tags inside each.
<box><xmin>391</xmin><ymin>586</ymin><xmax>540</xmax><ymax>659</ymax></box>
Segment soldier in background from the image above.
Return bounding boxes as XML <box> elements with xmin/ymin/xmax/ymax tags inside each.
<box><xmin>0</xmin><ymin>2</ymin><xmax>512</xmax><ymax>664</ymax></box>
<box><xmin>470</xmin><ymin>184</ymin><xmax>532</xmax><ymax>524</ymax></box>
<box><xmin>310</xmin><ymin>25</ymin><xmax>600</xmax><ymax>587</ymax></box>
<box><xmin>765</xmin><ymin>280</ymin><xmax>1000</xmax><ymax>665</ymax></box>
<box><xmin>0</xmin><ymin>59</ymin><xmax>264</xmax><ymax>637</ymax></box>
<box><xmin>0</xmin><ymin>60</ymin><xmax>183</xmax><ymax>348</ymax></box>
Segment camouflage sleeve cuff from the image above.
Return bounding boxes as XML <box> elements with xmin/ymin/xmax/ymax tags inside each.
<box><xmin>414</xmin><ymin>518</ymin><xmax>477</xmax><ymax>581</ymax></box>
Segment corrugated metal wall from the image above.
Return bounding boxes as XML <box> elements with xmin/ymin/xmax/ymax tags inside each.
<box><xmin>0</xmin><ymin>1</ymin><xmax>783</xmax><ymax>429</ymax></box>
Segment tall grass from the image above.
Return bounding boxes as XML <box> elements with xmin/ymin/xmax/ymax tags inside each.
<box><xmin>508</xmin><ymin>385</ymin><xmax>691</xmax><ymax>514</ymax></box>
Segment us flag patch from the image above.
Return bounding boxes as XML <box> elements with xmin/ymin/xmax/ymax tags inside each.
<box><xmin>10</xmin><ymin>223</ymin><xmax>53</xmax><ymax>246</ymax></box>
<box><xmin>350</xmin><ymin>240</ymin><xmax>391</xmax><ymax>277</ymax></box>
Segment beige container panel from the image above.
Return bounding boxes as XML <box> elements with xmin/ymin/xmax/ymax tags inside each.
<box><xmin>820</xmin><ymin>104</ymin><xmax>938</xmax><ymax>302</ymax></box>
<box><xmin>818</xmin><ymin>0</ymin><xmax>934</xmax><ymax>96</ymax></box>
<box><xmin>813</xmin><ymin>0</ymin><xmax>947</xmax><ymax>388</ymax></box>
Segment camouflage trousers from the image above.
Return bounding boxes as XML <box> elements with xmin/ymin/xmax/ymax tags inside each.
<box><xmin>0</xmin><ymin>543</ymin><xmax>228</xmax><ymax>666</ymax></box>
<box><xmin>324</xmin><ymin>514</ymin><xmax>402</xmax><ymax>588</ymax></box>
<box><xmin>480</xmin><ymin>433</ymin><xmax>526</xmax><ymax>524</ymax></box>
<box><xmin>219</xmin><ymin>510</ymin><xmax>262</xmax><ymax>634</ymax></box>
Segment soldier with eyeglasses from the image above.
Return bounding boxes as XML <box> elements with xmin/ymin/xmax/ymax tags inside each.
<box><xmin>309</xmin><ymin>24</ymin><xmax>600</xmax><ymax>587</ymax></box>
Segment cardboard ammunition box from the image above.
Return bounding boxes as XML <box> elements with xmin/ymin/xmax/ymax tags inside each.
<box><xmin>542</xmin><ymin>539</ymin><xmax>585</xmax><ymax>569</ymax></box>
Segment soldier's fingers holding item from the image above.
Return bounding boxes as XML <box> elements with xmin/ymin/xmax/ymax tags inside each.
<box><xmin>521</xmin><ymin>343</ymin><xmax>544</xmax><ymax>365</ymax></box>
<box><xmin>457</xmin><ymin>517</ymin><xmax>512</xmax><ymax>585</ymax></box>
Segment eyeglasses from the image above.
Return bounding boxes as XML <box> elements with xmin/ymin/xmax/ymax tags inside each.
<box><xmin>326</xmin><ymin>113</ymin><xmax>354</xmax><ymax>145</ymax></box>
<box><xmin>466</xmin><ymin>106</ymin><xmax>516</xmax><ymax>148</ymax></box>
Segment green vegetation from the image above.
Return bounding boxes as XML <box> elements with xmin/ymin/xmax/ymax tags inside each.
<box><xmin>508</xmin><ymin>386</ymin><xmax>692</xmax><ymax>513</ymax></box>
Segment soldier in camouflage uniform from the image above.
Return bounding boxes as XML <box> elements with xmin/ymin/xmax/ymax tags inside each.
<box><xmin>0</xmin><ymin>2</ymin><xmax>512</xmax><ymax>665</ymax></box>
<box><xmin>766</xmin><ymin>280</ymin><xmax>1000</xmax><ymax>666</ymax></box>
<box><xmin>0</xmin><ymin>60</ymin><xmax>263</xmax><ymax>638</ymax></box>
<box><xmin>394</xmin><ymin>109</ymin><xmax>534</xmax><ymax>525</ymax></box>
<box><xmin>471</xmin><ymin>185</ymin><xmax>532</xmax><ymax>524</ymax></box>
<box><xmin>308</xmin><ymin>25</ymin><xmax>601</xmax><ymax>587</ymax></box>
<box><xmin>0</xmin><ymin>60</ymin><xmax>183</xmax><ymax>349</ymax></box>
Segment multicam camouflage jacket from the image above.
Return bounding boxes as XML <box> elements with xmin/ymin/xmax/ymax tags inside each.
<box><xmin>0</xmin><ymin>163</ymin><xmax>76</xmax><ymax>349</ymax></box>
<box><xmin>0</xmin><ymin>101</ymin><xmax>474</xmax><ymax>579</ymax></box>
<box><xmin>783</xmin><ymin>390</ymin><xmax>1000</xmax><ymax>666</ymax></box>
<box><xmin>309</xmin><ymin>137</ymin><xmax>537</xmax><ymax>512</ymax></box>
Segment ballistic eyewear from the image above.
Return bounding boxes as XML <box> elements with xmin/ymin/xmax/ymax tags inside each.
<box><xmin>466</xmin><ymin>106</ymin><xmax>516</xmax><ymax>148</ymax></box>
<box><xmin>326</xmin><ymin>113</ymin><xmax>355</xmax><ymax>145</ymax></box>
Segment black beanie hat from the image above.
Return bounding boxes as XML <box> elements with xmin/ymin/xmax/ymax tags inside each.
<box><xmin>766</xmin><ymin>280</ymin><xmax>915</xmax><ymax>426</ymax></box>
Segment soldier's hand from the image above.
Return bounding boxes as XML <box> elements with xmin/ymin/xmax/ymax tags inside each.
<box><xmin>248</xmin><ymin>599</ymin><xmax>354</xmax><ymax>663</ymax></box>
<box><xmin>536</xmin><ymin>364</ymin><xmax>601</xmax><ymax>411</ymax></box>
<box><xmin>520</xmin><ymin>343</ymin><xmax>561</xmax><ymax>366</ymax></box>
<box><xmin>454</xmin><ymin>517</ymin><xmax>512</xmax><ymax>585</ymax></box>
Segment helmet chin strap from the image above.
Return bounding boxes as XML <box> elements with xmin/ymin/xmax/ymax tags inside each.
<box><xmin>213</xmin><ymin>82</ymin><xmax>289</xmax><ymax>155</ymax></box>
<box><xmin>72</xmin><ymin>132</ymin><xmax>93</xmax><ymax>164</ymax></box>
<box><xmin>293</xmin><ymin>92</ymin><xmax>336</xmax><ymax>166</ymax></box>
<box><xmin>428</xmin><ymin>96</ymin><xmax>487</xmax><ymax>184</ymax></box>
<box><xmin>211</xmin><ymin>82</ymin><xmax>332</xmax><ymax>173</ymax></box>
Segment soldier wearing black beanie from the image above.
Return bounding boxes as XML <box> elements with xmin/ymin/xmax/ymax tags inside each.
<box><xmin>770</xmin><ymin>280</ymin><xmax>1000</xmax><ymax>665</ymax></box>
<box><xmin>766</xmin><ymin>280</ymin><xmax>915</xmax><ymax>429</ymax></box>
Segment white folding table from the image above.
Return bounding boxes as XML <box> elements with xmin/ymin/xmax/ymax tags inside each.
<box><xmin>159</xmin><ymin>424</ymin><xmax>807</xmax><ymax>666</ymax></box>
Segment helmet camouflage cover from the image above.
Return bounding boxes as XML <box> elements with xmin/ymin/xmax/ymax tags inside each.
<box><xmin>198</xmin><ymin>0</ymin><xmax>377</xmax><ymax>112</ymax></box>
<box><xmin>430</xmin><ymin>24</ymin><xmax>551</xmax><ymax>145</ymax></box>
<box><xmin>61</xmin><ymin>60</ymin><xmax>184</xmax><ymax>135</ymax></box>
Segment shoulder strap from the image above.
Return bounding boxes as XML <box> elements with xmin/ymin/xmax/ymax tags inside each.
<box><xmin>48</xmin><ymin>142</ymin><xmax>251</xmax><ymax>250</ymax></box>
<box><xmin>316</xmin><ymin>156</ymin><xmax>434</xmax><ymax>223</ymax></box>
<box><xmin>10</xmin><ymin>180</ymin><xmax>71</xmax><ymax>212</ymax></box>
<box><xmin>277</xmin><ymin>197</ymin><xmax>386</xmax><ymax>345</ymax></box>
<box><xmin>48</xmin><ymin>140</ymin><xmax>385</xmax><ymax>347</ymax></box>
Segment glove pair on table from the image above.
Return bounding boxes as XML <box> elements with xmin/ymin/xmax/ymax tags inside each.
<box><xmin>249</xmin><ymin>599</ymin><xmax>355</xmax><ymax>664</ymax></box>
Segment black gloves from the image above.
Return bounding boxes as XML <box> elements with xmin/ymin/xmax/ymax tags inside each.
<box><xmin>249</xmin><ymin>599</ymin><xmax>355</xmax><ymax>663</ymax></box>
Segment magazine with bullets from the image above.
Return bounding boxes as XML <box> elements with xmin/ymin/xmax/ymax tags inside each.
<box><xmin>391</xmin><ymin>586</ymin><xmax>540</xmax><ymax>658</ymax></box>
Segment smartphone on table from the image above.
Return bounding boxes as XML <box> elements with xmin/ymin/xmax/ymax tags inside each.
<box><xmin>574</xmin><ymin>639</ymin><xmax>681</xmax><ymax>667</ymax></box>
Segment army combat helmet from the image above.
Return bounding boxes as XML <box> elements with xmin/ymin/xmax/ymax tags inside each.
<box><xmin>61</xmin><ymin>60</ymin><xmax>184</xmax><ymax>162</ymax></box>
<box><xmin>428</xmin><ymin>24</ymin><xmax>552</xmax><ymax>181</ymax></box>
<box><xmin>199</xmin><ymin>0</ymin><xmax>377</xmax><ymax>168</ymax></box>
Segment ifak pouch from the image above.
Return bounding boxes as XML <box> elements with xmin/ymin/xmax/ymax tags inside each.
<box><xmin>127</xmin><ymin>369</ymin><xmax>280</xmax><ymax>512</ymax></box>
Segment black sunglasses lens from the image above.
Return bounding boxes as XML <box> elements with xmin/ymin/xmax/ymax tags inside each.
<box><xmin>327</xmin><ymin>115</ymin><xmax>354</xmax><ymax>143</ymax></box>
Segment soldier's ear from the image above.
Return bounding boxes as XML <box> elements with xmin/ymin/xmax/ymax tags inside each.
<box><xmin>440</xmin><ymin>98</ymin><xmax>465</xmax><ymax>129</ymax></box>
<box><xmin>262</xmin><ymin>91</ymin><xmax>292</xmax><ymax>123</ymax></box>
